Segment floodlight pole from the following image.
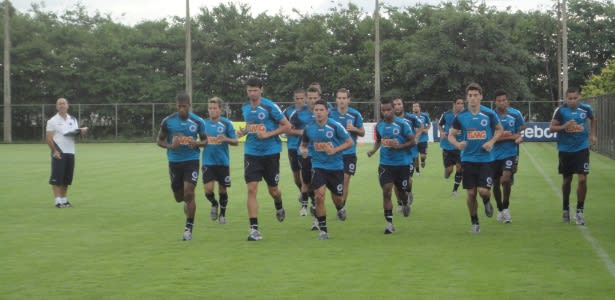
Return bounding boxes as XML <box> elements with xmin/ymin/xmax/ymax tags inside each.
<box><xmin>374</xmin><ymin>0</ymin><xmax>381</xmax><ymax>122</ymax></box>
<box><xmin>561</xmin><ymin>0</ymin><xmax>568</xmax><ymax>94</ymax></box>
<box><xmin>185</xmin><ymin>0</ymin><xmax>193</xmax><ymax>103</ymax></box>
<box><xmin>3</xmin><ymin>0</ymin><xmax>12</xmax><ymax>142</ymax></box>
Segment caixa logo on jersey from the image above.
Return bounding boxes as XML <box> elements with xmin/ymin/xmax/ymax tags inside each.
<box><xmin>521</xmin><ymin>122</ymin><xmax>558</xmax><ymax>141</ymax></box>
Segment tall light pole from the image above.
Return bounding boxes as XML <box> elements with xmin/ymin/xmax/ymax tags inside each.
<box><xmin>374</xmin><ymin>0</ymin><xmax>381</xmax><ymax>122</ymax></box>
<box><xmin>185</xmin><ymin>0</ymin><xmax>192</xmax><ymax>102</ymax></box>
<box><xmin>561</xmin><ymin>0</ymin><xmax>568</xmax><ymax>95</ymax></box>
<box><xmin>3</xmin><ymin>0</ymin><xmax>12</xmax><ymax>142</ymax></box>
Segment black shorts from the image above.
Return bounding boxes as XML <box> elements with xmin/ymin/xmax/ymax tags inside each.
<box><xmin>311</xmin><ymin>168</ymin><xmax>344</xmax><ymax>196</ymax></box>
<box><xmin>244</xmin><ymin>154</ymin><xmax>280</xmax><ymax>186</ymax></box>
<box><xmin>461</xmin><ymin>162</ymin><xmax>494</xmax><ymax>189</ymax></box>
<box><xmin>202</xmin><ymin>165</ymin><xmax>231</xmax><ymax>187</ymax></box>
<box><xmin>493</xmin><ymin>157</ymin><xmax>515</xmax><ymax>178</ymax></box>
<box><xmin>49</xmin><ymin>153</ymin><xmax>75</xmax><ymax>186</ymax></box>
<box><xmin>288</xmin><ymin>149</ymin><xmax>300</xmax><ymax>172</ymax></box>
<box><xmin>558</xmin><ymin>149</ymin><xmax>590</xmax><ymax>177</ymax></box>
<box><xmin>169</xmin><ymin>160</ymin><xmax>200</xmax><ymax>192</ymax></box>
<box><xmin>343</xmin><ymin>154</ymin><xmax>357</xmax><ymax>175</ymax></box>
<box><xmin>298</xmin><ymin>156</ymin><xmax>312</xmax><ymax>185</ymax></box>
<box><xmin>442</xmin><ymin>149</ymin><xmax>461</xmax><ymax>167</ymax></box>
<box><xmin>417</xmin><ymin>142</ymin><xmax>428</xmax><ymax>155</ymax></box>
<box><xmin>378</xmin><ymin>164</ymin><xmax>411</xmax><ymax>192</ymax></box>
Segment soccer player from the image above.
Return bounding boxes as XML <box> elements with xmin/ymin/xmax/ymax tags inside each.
<box><xmin>549</xmin><ymin>87</ymin><xmax>597</xmax><ymax>225</ymax></box>
<box><xmin>157</xmin><ymin>94</ymin><xmax>207</xmax><ymax>241</ymax></box>
<box><xmin>367</xmin><ymin>98</ymin><xmax>416</xmax><ymax>234</ymax></box>
<box><xmin>412</xmin><ymin>101</ymin><xmax>431</xmax><ymax>175</ymax></box>
<box><xmin>284</xmin><ymin>88</ymin><xmax>312</xmax><ymax>215</ymax></box>
<box><xmin>492</xmin><ymin>90</ymin><xmax>525</xmax><ymax>223</ymax></box>
<box><xmin>329</xmin><ymin>88</ymin><xmax>365</xmax><ymax>211</ymax></box>
<box><xmin>438</xmin><ymin>97</ymin><xmax>465</xmax><ymax>196</ymax></box>
<box><xmin>448</xmin><ymin>83</ymin><xmax>502</xmax><ymax>233</ymax></box>
<box><xmin>202</xmin><ymin>97</ymin><xmax>238</xmax><ymax>225</ymax></box>
<box><xmin>46</xmin><ymin>97</ymin><xmax>89</xmax><ymax>208</ymax></box>
<box><xmin>299</xmin><ymin>99</ymin><xmax>353</xmax><ymax>240</ymax></box>
<box><xmin>392</xmin><ymin>97</ymin><xmax>422</xmax><ymax>210</ymax></box>
<box><xmin>237</xmin><ymin>77</ymin><xmax>291</xmax><ymax>241</ymax></box>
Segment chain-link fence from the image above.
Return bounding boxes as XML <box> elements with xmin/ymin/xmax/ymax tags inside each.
<box><xmin>586</xmin><ymin>94</ymin><xmax>615</xmax><ymax>159</ymax></box>
<box><xmin>0</xmin><ymin>100</ymin><xmax>568</xmax><ymax>142</ymax></box>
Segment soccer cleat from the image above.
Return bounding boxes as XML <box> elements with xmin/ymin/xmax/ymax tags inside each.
<box><xmin>55</xmin><ymin>203</ymin><xmax>65</xmax><ymax>208</ymax></box>
<box><xmin>496</xmin><ymin>211</ymin><xmax>504</xmax><ymax>223</ymax></box>
<box><xmin>218</xmin><ymin>215</ymin><xmax>227</xmax><ymax>224</ymax></box>
<box><xmin>63</xmin><ymin>200</ymin><xmax>72</xmax><ymax>207</ymax></box>
<box><xmin>182</xmin><ymin>229</ymin><xmax>192</xmax><ymax>241</ymax></box>
<box><xmin>451</xmin><ymin>190</ymin><xmax>458</xmax><ymax>197</ymax></box>
<box><xmin>210</xmin><ymin>205</ymin><xmax>219</xmax><ymax>221</ymax></box>
<box><xmin>575</xmin><ymin>211</ymin><xmax>585</xmax><ymax>225</ymax></box>
<box><xmin>484</xmin><ymin>201</ymin><xmax>494</xmax><ymax>218</ymax></box>
<box><xmin>470</xmin><ymin>224</ymin><xmax>480</xmax><ymax>233</ymax></box>
<box><xmin>402</xmin><ymin>203</ymin><xmax>411</xmax><ymax>217</ymax></box>
<box><xmin>311</xmin><ymin>219</ymin><xmax>319</xmax><ymax>231</ymax></box>
<box><xmin>336</xmin><ymin>207</ymin><xmax>347</xmax><ymax>221</ymax></box>
<box><xmin>407</xmin><ymin>192</ymin><xmax>414</xmax><ymax>206</ymax></box>
<box><xmin>503</xmin><ymin>209</ymin><xmax>512</xmax><ymax>224</ymax></box>
<box><xmin>299</xmin><ymin>206</ymin><xmax>307</xmax><ymax>217</ymax></box>
<box><xmin>247</xmin><ymin>228</ymin><xmax>263</xmax><ymax>241</ymax></box>
<box><xmin>384</xmin><ymin>222</ymin><xmax>395</xmax><ymax>234</ymax></box>
<box><xmin>317</xmin><ymin>231</ymin><xmax>329</xmax><ymax>240</ymax></box>
<box><xmin>276</xmin><ymin>208</ymin><xmax>286</xmax><ymax>222</ymax></box>
<box><xmin>562</xmin><ymin>210</ymin><xmax>570</xmax><ymax>223</ymax></box>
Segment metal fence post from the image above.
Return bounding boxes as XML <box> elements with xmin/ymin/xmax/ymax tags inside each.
<box><xmin>41</xmin><ymin>104</ymin><xmax>45</xmax><ymax>141</ymax></box>
<box><xmin>115</xmin><ymin>103</ymin><xmax>118</xmax><ymax>140</ymax></box>
<box><xmin>152</xmin><ymin>103</ymin><xmax>155</xmax><ymax>139</ymax></box>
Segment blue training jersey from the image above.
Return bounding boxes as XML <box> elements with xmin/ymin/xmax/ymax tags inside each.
<box><xmin>202</xmin><ymin>117</ymin><xmax>236</xmax><ymax>166</ymax></box>
<box><xmin>242</xmin><ymin>98</ymin><xmax>285</xmax><ymax>156</ymax></box>
<box><xmin>302</xmin><ymin>118</ymin><xmax>351</xmax><ymax>170</ymax></box>
<box><xmin>493</xmin><ymin>110</ymin><xmax>522</xmax><ymax>160</ymax></box>
<box><xmin>438</xmin><ymin>110</ymin><xmax>463</xmax><ymax>151</ymax></box>
<box><xmin>160</xmin><ymin>112</ymin><xmax>206</xmax><ymax>162</ymax></box>
<box><xmin>452</xmin><ymin>106</ymin><xmax>501</xmax><ymax>163</ymax></box>
<box><xmin>552</xmin><ymin>102</ymin><xmax>593</xmax><ymax>152</ymax></box>
<box><xmin>285</xmin><ymin>104</ymin><xmax>313</xmax><ymax>151</ymax></box>
<box><xmin>375</xmin><ymin>117</ymin><xmax>414</xmax><ymax>166</ymax></box>
<box><xmin>329</xmin><ymin>107</ymin><xmax>364</xmax><ymax>155</ymax></box>
<box><xmin>416</xmin><ymin>112</ymin><xmax>431</xmax><ymax>143</ymax></box>
<box><xmin>399</xmin><ymin>112</ymin><xmax>420</xmax><ymax>161</ymax></box>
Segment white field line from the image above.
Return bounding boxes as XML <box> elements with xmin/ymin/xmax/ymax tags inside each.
<box><xmin>522</xmin><ymin>145</ymin><xmax>615</xmax><ymax>280</ymax></box>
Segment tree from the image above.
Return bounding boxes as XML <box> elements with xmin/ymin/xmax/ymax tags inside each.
<box><xmin>582</xmin><ymin>58</ymin><xmax>615</xmax><ymax>96</ymax></box>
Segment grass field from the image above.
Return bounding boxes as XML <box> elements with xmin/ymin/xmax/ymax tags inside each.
<box><xmin>1</xmin><ymin>142</ymin><xmax>614</xmax><ymax>299</ymax></box>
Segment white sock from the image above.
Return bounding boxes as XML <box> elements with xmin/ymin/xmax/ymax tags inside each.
<box><xmin>55</xmin><ymin>197</ymin><xmax>62</xmax><ymax>204</ymax></box>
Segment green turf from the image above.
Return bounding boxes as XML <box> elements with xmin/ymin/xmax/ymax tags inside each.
<box><xmin>1</xmin><ymin>142</ymin><xmax>614</xmax><ymax>299</ymax></box>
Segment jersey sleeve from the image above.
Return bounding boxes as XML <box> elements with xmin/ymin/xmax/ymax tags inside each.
<box><xmin>489</xmin><ymin>111</ymin><xmax>500</xmax><ymax>130</ymax></box>
<box><xmin>452</xmin><ymin>116</ymin><xmax>462</xmax><ymax>130</ymax></box>
<box><xmin>438</xmin><ymin>113</ymin><xmax>446</xmax><ymax>127</ymax></box>
<box><xmin>225</xmin><ymin>119</ymin><xmax>237</xmax><ymax>139</ymax></box>
<box><xmin>374</xmin><ymin>123</ymin><xmax>382</xmax><ymax>142</ymax></box>
<box><xmin>270</xmin><ymin>102</ymin><xmax>285</xmax><ymax>123</ymax></box>
<box><xmin>354</xmin><ymin>110</ymin><xmax>364</xmax><ymax>128</ymax></box>
<box><xmin>336</xmin><ymin>122</ymin><xmax>351</xmax><ymax>140</ymax></box>
<box><xmin>552</xmin><ymin>106</ymin><xmax>563</xmax><ymax>123</ymax></box>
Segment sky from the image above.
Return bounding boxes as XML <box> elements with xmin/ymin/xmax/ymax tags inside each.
<box><xmin>12</xmin><ymin>0</ymin><xmax>556</xmax><ymax>25</ymax></box>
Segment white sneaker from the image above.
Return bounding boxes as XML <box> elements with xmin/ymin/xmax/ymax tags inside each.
<box><xmin>384</xmin><ymin>222</ymin><xmax>395</xmax><ymax>234</ymax></box>
<box><xmin>218</xmin><ymin>215</ymin><xmax>227</xmax><ymax>224</ymax></box>
<box><xmin>503</xmin><ymin>209</ymin><xmax>512</xmax><ymax>224</ymax></box>
<box><xmin>470</xmin><ymin>224</ymin><xmax>480</xmax><ymax>233</ymax></box>
<box><xmin>575</xmin><ymin>211</ymin><xmax>585</xmax><ymax>225</ymax></box>
<box><xmin>496</xmin><ymin>211</ymin><xmax>504</xmax><ymax>223</ymax></box>
<box><xmin>299</xmin><ymin>206</ymin><xmax>307</xmax><ymax>217</ymax></box>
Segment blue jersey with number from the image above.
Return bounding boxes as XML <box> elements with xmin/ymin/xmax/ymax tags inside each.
<box><xmin>452</xmin><ymin>106</ymin><xmax>500</xmax><ymax>163</ymax></box>
<box><xmin>285</xmin><ymin>105</ymin><xmax>313</xmax><ymax>151</ymax></box>
<box><xmin>493</xmin><ymin>110</ymin><xmax>521</xmax><ymax>160</ymax></box>
<box><xmin>438</xmin><ymin>110</ymin><xmax>463</xmax><ymax>151</ymax></box>
<box><xmin>160</xmin><ymin>112</ymin><xmax>206</xmax><ymax>162</ymax></box>
<box><xmin>415</xmin><ymin>112</ymin><xmax>431</xmax><ymax>143</ymax></box>
<box><xmin>329</xmin><ymin>107</ymin><xmax>363</xmax><ymax>155</ymax></box>
<box><xmin>202</xmin><ymin>117</ymin><xmax>236</xmax><ymax>166</ymax></box>
<box><xmin>552</xmin><ymin>103</ymin><xmax>593</xmax><ymax>152</ymax></box>
<box><xmin>302</xmin><ymin>119</ymin><xmax>351</xmax><ymax>170</ymax></box>
<box><xmin>241</xmin><ymin>98</ymin><xmax>285</xmax><ymax>156</ymax></box>
<box><xmin>375</xmin><ymin>117</ymin><xmax>414</xmax><ymax>165</ymax></box>
<box><xmin>399</xmin><ymin>112</ymin><xmax>420</xmax><ymax>160</ymax></box>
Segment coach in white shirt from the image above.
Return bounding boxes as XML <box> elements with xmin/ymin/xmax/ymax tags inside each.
<box><xmin>46</xmin><ymin>98</ymin><xmax>88</xmax><ymax>208</ymax></box>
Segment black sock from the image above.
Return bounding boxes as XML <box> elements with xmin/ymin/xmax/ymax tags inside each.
<box><xmin>249</xmin><ymin>218</ymin><xmax>258</xmax><ymax>230</ymax></box>
<box><xmin>274</xmin><ymin>200</ymin><xmax>283</xmax><ymax>210</ymax></box>
<box><xmin>317</xmin><ymin>216</ymin><xmax>327</xmax><ymax>232</ymax></box>
<box><xmin>205</xmin><ymin>192</ymin><xmax>218</xmax><ymax>207</ymax></box>
<box><xmin>471</xmin><ymin>215</ymin><xmax>479</xmax><ymax>225</ymax></box>
<box><xmin>503</xmin><ymin>199</ymin><xmax>509</xmax><ymax>210</ymax></box>
<box><xmin>308</xmin><ymin>191</ymin><xmax>315</xmax><ymax>206</ymax></box>
<box><xmin>453</xmin><ymin>172</ymin><xmax>462</xmax><ymax>191</ymax></box>
<box><xmin>301</xmin><ymin>192</ymin><xmax>309</xmax><ymax>207</ymax></box>
<box><xmin>384</xmin><ymin>209</ymin><xmax>393</xmax><ymax>223</ymax></box>
<box><xmin>577</xmin><ymin>201</ymin><xmax>584</xmax><ymax>211</ymax></box>
<box><xmin>186</xmin><ymin>218</ymin><xmax>194</xmax><ymax>231</ymax></box>
<box><xmin>335</xmin><ymin>203</ymin><xmax>344</xmax><ymax>211</ymax></box>
<box><xmin>219</xmin><ymin>192</ymin><xmax>228</xmax><ymax>216</ymax></box>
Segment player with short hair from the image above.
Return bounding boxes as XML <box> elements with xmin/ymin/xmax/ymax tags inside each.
<box><xmin>549</xmin><ymin>87</ymin><xmax>597</xmax><ymax>225</ymax></box>
<box><xmin>329</xmin><ymin>88</ymin><xmax>365</xmax><ymax>212</ymax></box>
<box><xmin>300</xmin><ymin>99</ymin><xmax>354</xmax><ymax>240</ymax></box>
<box><xmin>392</xmin><ymin>97</ymin><xmax>422</xmax><ymax>210</ymax></box>
<box><xmin>412</xmin><ymin>101</ymin><xmax>431</xmax><ymax>175</ymax></box>
<box><xmin>438</xmin><ymin>97</ymin><xmax>465</xmax><ymax>196</ymax></box>
<box><xmin>237</xmin><ymin>77</ymin><xmax>291</xmax><ymax>241</ymax></box>
<box><xmin>448</xmin><ymin>83</ymin><xmax>502</xmax><ymax>233</ymax></box>
<box><xmin>367</xmin><ymin>98</ymin><xmax>417</xmax><ymax>234</ymax></box>
<box><xmin>492</xmin><ymin>90</ymin><xmax>525</xmax><ymax>223</ymax></box>
<box><xmin>46</xmin><ymin>97</ymin><xmax>89</xmax><ymax>208</ymax></box>
<box><xmin>202</xmin><ymin>97</ymin><xmax>238</xmax><ymax>225</ymax></box>
<box><xmin>157</xmin><ymin>93</ymin><xmax>207</xmax><ymax>241</ymax></box>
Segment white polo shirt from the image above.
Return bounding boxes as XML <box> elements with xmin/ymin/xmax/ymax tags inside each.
<box><xmin>46</xmin><ymin>113</ymin><xmax>80</xmax><ymax>154</ymax></box>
